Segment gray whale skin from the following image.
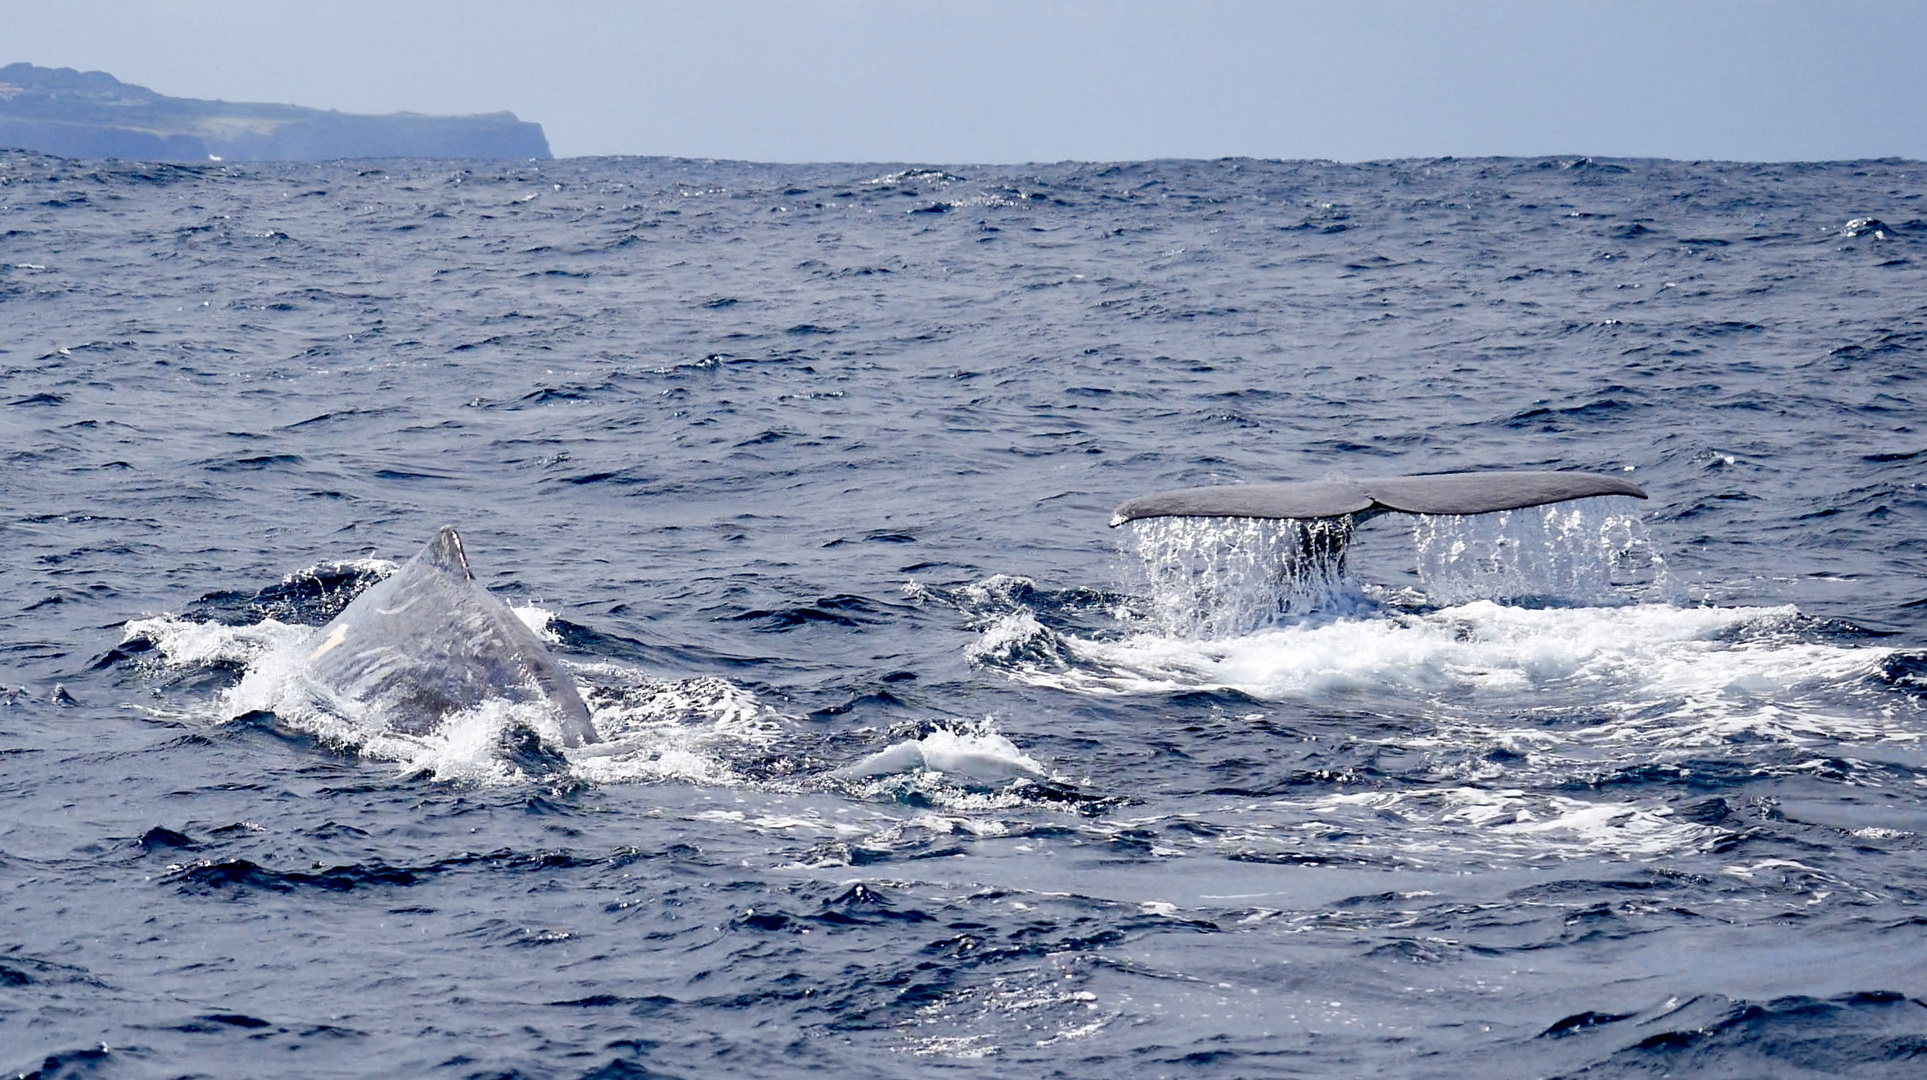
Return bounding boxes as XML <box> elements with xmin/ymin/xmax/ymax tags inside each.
<box><xmin>305</xmin><ymin>527</ymin><xmax>598</xmax><ymax>747</ymax></box>
<box><xmin>1110</xmin><ymin>469</ymin><xmax>1647</xmax><ymax>527</ymax></box>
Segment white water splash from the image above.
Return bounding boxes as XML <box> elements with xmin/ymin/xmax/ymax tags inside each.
<box><xmin>568</xmin><ymin>666</ymin><xmax>785</xmax><ymax>786</ymax></box>
<box><xmin>965</xmin><ymin>610</ymin><xmax>1068</xmax><ymax>668</ymax></box>
<box><xmin>979</xmin><ymin>600</ymin><xmax>1911</xmax><ymax>749</ymax></box>
<box><xmin>122</xmin><ymin>614</ymin><xmax>786</xmax><ymax>787</ymax></box>
<box><xmin>842</xmin><ymin>724</ymin><xmax>1047</xmax><ymax>783</ymax></box>
<box><xmin>1249</xmin><ymin>786</ymin><xmax>1726</xmax><ymax>863</ymax></box>
<box><xmin>124</xmin><ymin>612</ymin><xmax>306</xmax><ymax>669</ymax></box>
<box><xmin>1410</xmin><ymin>499</ymin><xmax>1665</xmax><ymax>605</ymax></box>
<box><xmin>1125</xmin><ymin>515</ymin><xmax>1362</xmax><ymax>637</ymax></box>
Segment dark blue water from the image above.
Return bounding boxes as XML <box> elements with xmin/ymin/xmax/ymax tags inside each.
<box><xmin>2</xmin><ymin>151</ymin><xmax>1925</xmax><ymax>1078</ymax></box>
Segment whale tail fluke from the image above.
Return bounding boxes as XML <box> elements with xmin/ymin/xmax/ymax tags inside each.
<box><xmin>1109</xmin><ymin>470</ymin><xmax>1647</xmax><ymax>527</ymax></box>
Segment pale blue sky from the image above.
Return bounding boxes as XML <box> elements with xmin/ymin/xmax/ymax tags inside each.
<box><xmin>6</xmin><ymin>0</ymin><xmax>1924</xmax><ymax>162</ymax></box>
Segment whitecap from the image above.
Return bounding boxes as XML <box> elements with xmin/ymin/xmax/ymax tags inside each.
<box><xmin>841</xmin><ymin>725</ymin><xmax>1046</xmax><ymax>783</ymax></box>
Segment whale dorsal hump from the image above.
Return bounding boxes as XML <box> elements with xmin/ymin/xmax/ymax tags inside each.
<box><xmin>303</xmin><ymin>526</ymin><xmax>598</xmax><ymax>746</ymax></box>
<box><xmin>1110</xmin><ymin>470</ymin><xmax>1646</xmax><ymax>527</ymax></box>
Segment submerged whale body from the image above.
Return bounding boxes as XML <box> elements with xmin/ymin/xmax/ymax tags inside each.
<box><xmin>305</xmin><ymin>526</ymin><xmax>599</xmax><ymax>747</ymax></box>
<box><xmin>1109</xmin><ymin>469</ymin><xmax>1647</xmax><ymax>527</ymax></box>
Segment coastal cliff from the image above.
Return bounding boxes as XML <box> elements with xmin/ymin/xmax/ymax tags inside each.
<box><xmin>0</xmin><ymin>63</ymin><xmax>551</xmax><ymax>161</ymax></box>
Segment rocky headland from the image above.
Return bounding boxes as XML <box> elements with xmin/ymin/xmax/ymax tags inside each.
<box><xmin>0</xmin><ymin>63</ymin><xmax>550</xmax><ymax>161</ymax></box>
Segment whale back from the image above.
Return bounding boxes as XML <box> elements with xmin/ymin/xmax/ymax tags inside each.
<box><xmin>1110</xmin><ymin>470</ymin><xmax>1646</xmax><ymax>527</ymax></box>
<box><xmin>305</xmin><ymin>526</ymin><xmax>598</xmax><ymax>746</ymax></box>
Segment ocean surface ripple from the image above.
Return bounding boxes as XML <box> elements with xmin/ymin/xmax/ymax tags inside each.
<box><xmin>2</xmin><ymin>151</ymin><xmax>1925</xmax><ymax>1077</ymax></box>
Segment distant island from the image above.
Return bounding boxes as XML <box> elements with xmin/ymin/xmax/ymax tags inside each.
<box><xmin>0</xmin><ymin>63</ymin><xmax>550</xmax><ymax>161</ymax></box>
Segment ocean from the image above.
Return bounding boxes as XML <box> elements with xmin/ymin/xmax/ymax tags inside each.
<box><xmin>1</xmin><ymin>151</ymin><xmax>1924</xmax><ymax>1077</ymax></box>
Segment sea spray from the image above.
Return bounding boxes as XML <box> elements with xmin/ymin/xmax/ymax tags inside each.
<box><xmin>1124</xmin><ymin>515</ymin><xmax>1361</xmax><ymax>638</ymax></box>
<box><xmin>1411</xmin><ymin>498</ymin><xmax>1665</xmax><ymax>605</ymax></box>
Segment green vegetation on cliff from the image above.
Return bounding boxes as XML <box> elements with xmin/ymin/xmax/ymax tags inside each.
<box><xmin>0</xmin><ymin>63</ymin><xmax>551</xmax><ymax>161</ymax></box>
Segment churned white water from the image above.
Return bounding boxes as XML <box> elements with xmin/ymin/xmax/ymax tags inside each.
<box><xmin>123</xmin><ymin>613</ymin><xmax>788</xmax><ymax>786</ymax></box>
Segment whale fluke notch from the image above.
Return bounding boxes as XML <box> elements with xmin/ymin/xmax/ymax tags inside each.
<box><xmin>305</xmin><ymin>526</ymin><xmax>599</xmax><ymax>747</ymax></box>
<box><xmin>1109</xmin><ymin>470</ymin><xmax>1647</xmax><ymax>527</ymax></box>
